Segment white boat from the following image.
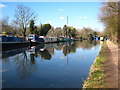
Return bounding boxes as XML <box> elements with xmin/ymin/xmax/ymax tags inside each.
<box><xmin>100</xmin><ymin>37</ymin><xmax>104</xmax><ymax>41</ymax></box>
<box><xmin>28</xmin><ymin>34</ymin><xmax>59</xmax><ymax>44</ymax></box>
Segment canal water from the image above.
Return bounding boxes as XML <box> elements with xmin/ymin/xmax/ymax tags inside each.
<box><xmin>1</xmin><ymin>40</ymin><xmax>102</xmax><ymax>88</ymax></box>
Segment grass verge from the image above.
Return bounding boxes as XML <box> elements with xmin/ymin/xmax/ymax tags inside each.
<box><xmin>82</xmin><ymin>42</ymin><xmax>108</xmax><ymax>88</ymax></box>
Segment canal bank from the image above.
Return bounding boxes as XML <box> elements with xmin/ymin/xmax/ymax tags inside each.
<box><xmin>82</xmin><ymin>40</ymin><xmax>119</xmax><ymax>88</ymax></box>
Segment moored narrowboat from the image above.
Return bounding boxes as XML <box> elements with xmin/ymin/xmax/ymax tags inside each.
<box><xmin>1</xmin><ymin>32</ymin><xmax>29</xmax><ymax>51</ymax></box>
<box><xmin>28</xmin><ymin>34</ymin><xmax>59</xmax><ymax>44</ymax></box>
<box><xmin>59</xmin><ymin>36</ymin><xmax>71</xmax><ymax>42</ymax></box>
<box><xmin>39</xmin><ymin>36</ymin><xmax>58</xmax><ymax>43</ymax></box>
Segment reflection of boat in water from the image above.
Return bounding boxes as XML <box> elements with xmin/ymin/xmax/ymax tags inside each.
<box><xmin>28</xmin><ymin>42</ymin><xmax>72</xmax><ymax>60</ymax></box>
<box><xmin>2</xmin><ymin>48</ymin><xmax>27</xmax><ymax>58</ymax></box>
<box><xmin>29</xmin><ymin>43</ymin><xmax>58</xmax><ymax>53</ymax></box>
<box><xmin>59</xmin><ymin>41</ymin><xmax>73</xmax><ymax>46</ymax></box>
<box><xmin>29</xmin><ymin>41</ymin><xmax>71</xmax><ymax>53</ymax></box>
<box><xmin>38</xmin><ymin>50</ymin><xmax>52</xmax><ymax>60</ymax></box>
<box><xmin>29</xmin><ymin>45</ymin><xmax>52</xmax><ymax>60</ymax></box>
<box><xmin>29</xmin><ymin>46</ymin><xmax>36</xmax><ymax>55</ymax></box>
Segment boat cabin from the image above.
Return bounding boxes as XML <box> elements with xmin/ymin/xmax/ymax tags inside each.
<box><xmin>28</xmin><ymin>34</ymin><xmax>38</xmax><ymax>42</ymax></box>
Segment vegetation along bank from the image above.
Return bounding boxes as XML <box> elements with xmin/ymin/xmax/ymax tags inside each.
<box><xmin>82</xmin><ymin>42</ymin><xmax>108</xmax><ymax>88</ymax></box>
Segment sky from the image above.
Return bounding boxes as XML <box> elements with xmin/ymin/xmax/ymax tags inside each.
<box><xmin>1</xmin><ymin>2</ymin><xmax>105</xmax><ymax>32</ymax></box>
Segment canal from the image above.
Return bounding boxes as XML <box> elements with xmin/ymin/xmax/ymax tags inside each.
<box><xmin>1</xmin><ymin>40</ymin><xmax>102</xmax><ymax>88</ymax></box>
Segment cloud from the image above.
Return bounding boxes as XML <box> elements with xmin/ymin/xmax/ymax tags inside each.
<box><xmin>59</xmin><ymin>9</ymin><xmax>63</xmax><ymax>12</ymax></box>
<box><xmin>60</xmin><ymin>17</ymin><xmax>65</xmax><ymax>20</ymax></box>
<box><xmin>77</xmin><ymin>16</ymin><xmax>88</xmax><ymax>19</ymax></box>
<box><xmin>45</xmin><ymin>20</ymin><xmax>54</xmax><ymax>24</ymax></box>
<box><xmin>0</xmin><ymin>4</ymin><xmax>7</xmax><ymax>7</ymax></box>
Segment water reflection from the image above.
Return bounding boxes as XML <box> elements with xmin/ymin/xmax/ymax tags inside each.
<box><xmin>13</xmin><ymin>51</ymin><xmax>37</xmax><ymax>80</ymax></box>
<box><xmin>28</xmin><ymin>40</ymin><xmax>100</xmax><ymax>60</ymax></box>
<box><xmin>2</xmin><ymin>48</ymin><xmax>27</xmax><ymax>58</ymax></box>
<box><xmin>2</xmin><ymin>40</ymin><xmax>101</xmax><ymax>88</ymax></box>
<box><xmin>28</xmin><ymin>44</ymin><xmax>58</xmax><ymax>61</ymax></box>
<box><xmin>78</xmin><ymin>40</ymin><xmax>98</xmax><ymax>50</ymax></box>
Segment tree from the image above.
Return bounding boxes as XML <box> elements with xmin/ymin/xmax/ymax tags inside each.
<box><xmin>63</xmin><ymin>25</ymin><xmax>68</xmax><ymax>37</ymax></box>
<box><xmin>34</xmin><ymin>26</ymin><xmax>39</xmax><ymax>36</ymax></box>
<box><xmin>29</xmin><ymin>20</ymin><xmax>35</xmax><ymax>34</ymax></box>
<box><xmin>99</xmin><ymin>2</ymin><xmax>119</xmax><ymax>41</ymax></box>
<box><xmin>68</xmin><ymin>27</ymin><xmax>77</xmax><ymax>38</ymax></box>
<box><xmin>47</xmin><ymin>27</ymin><xmax>63</xmax><ymax>37</ymax></box>
<box><xmin>79</xmin><ymin>27</ymin><xmax>94</xmax><ymax>38</ymax></box>
<box><xmin>39</xmin><ymin>24</ymin><xmax>51</xmax><ymax>36</ymax></box>
<box><xmin>14</xmin><ymin>4</ymin><xmax>36</xmax><ymax>37</ymax></box>
<box><xmin>1</xmin><ymin>17</ymin><xmax>13</xmax><ymax>33</ymax></box>
<box><xmin>93</xmin><ymin>32</ymin><xmax>97</xmax><ymax>37</ymax></box>
<box><xmin>88</xmin><ymin>34</ymin><xmax>94</xmax><ymax>40</ymax></box>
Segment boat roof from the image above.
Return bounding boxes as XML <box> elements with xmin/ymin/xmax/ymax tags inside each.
<box><xmin>39</xmin><ymin>36</ymin><xmax>44</xmax><ymax>38</ymax></box>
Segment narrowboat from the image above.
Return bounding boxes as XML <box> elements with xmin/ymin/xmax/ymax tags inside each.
<box><xmin>28</xmin><ymin>34</ymin><xmax>59</xmax><ymax>44</ymax></box>
<box><xmin>59</xmin><ymin>36</ymin><xmax>71</xmax><ymax>42</ymax></box>
<box><xmin>28</xmin><ymin>34</ymin><xmax>39</xmax><ymax>42</ymax></box>
<box><xmin>100</xmin><ymin>37</ymin><xmax>107</xmax><ymax>41</ymax></box>
<box><xmin>94</xmin><ymin>37</ymin><xmax>100</xmax><ymax>40</ymax></box>
<box><xmin>39</xmin><ymin>36</ymin><xmax>58</xmax><ymax>43</ymax></box>
<box><xmin>100</xmin><ymin>37</ymin><xmax>105</xmax><ymax>41</ymax></box>
<box><xmin>1</xmin><ymin>32</ymin><xmax>29</xmax><ymax>51</ymax></box>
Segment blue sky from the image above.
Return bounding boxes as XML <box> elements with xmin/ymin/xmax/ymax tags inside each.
<box><xmin>1</xmin><ymin>2</ymin><xmax>105</xmax><ymax>32</ymax></box>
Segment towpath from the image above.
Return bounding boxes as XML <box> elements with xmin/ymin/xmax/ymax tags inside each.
<box><xmin>104</xmin><ymin>40</ymin><xmax>119</xmax><ymax>88</ymax></box>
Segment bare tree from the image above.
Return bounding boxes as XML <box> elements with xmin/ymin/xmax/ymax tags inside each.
<box><xmin>1</xmin><ymin>16</ymin><xmax>14</xmax><ymax>33</ymax></box>
<box><xmin>99</xmin><ymin>2</ymin><xmax>119</xmax><ymax>41</ymax></box>
<box><xmin>14</xmin><ymin>4</ymin><xmax>36</xmax><ymax>37</ymax></box>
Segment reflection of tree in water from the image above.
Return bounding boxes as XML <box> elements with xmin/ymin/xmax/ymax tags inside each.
<box><xmin>78</xmin><ymin>40</ymin><xmax>100</xmax><ymax>50</ymax></box>
<box><xmin>55</xmin><ymin>46</ymin><xmax>63</xmax><ymax>50</ymax></box>
<box><xmin>62</xmin><ymin>40</ymin><xmax>100</xmax><ymax>56</ymax></box>
<box><xmin>28</xmin><ymin>45</ymin><xmax>39</xmax><ymax>64</ymax></box>
<box><xmin>30</xmin><ymin>51</ymin><xmax>39</xmax><ymax>64</ymax></box>
<box><xmin>30</xmin><ymin>54</ymin><xmax>35</xmax><ymax>64</ymax></box>
<box><xmin>55</xmin><ymin>43</ymin><xmax>65</xmax><ymax>51</ymax></box>
<box><xmin>63</xmin><ymin>45</ymin><xmax>69</xmax><ymax>56</ymax></box>
<box><xmin>92</xmin><ymin>40</ymin><xmax>98</xmax><ymax>46</ymax></box>
<box><xmin>63</xmin><ymin>42</ymin><xmax>77</xmax><ymax>56</ymax></box>
<box><xmin>2</xmin><ymin>57</ymin><xmax>11</xmax><ymax>65</ymax></box>
<box><xmin>2</xmin><ymin>48</ymin><xmax>27</xmax><ymax>65</ymax></box>
<box><xmin>14</xmin><ymin>51</ymin><xmax>37</xmax><ymax>80</ymax></box>
<box><xmin>38</xmin><ymin>50</ymin><xmax>51</xmax><ymax>60</ymax></box>
<box><xmin>47</xmin><ymin>48</ymin><xmax>54</xmax><ymax>55</ymax></box>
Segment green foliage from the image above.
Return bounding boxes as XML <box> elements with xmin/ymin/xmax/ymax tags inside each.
<box><xmin>63</xmin><ymin>25</ymin><xmax>77</xmax><ymax>38</ymax></box>
<box><xmin>29</xmin><ymin>20</ymin><xmax>35</xmax><ymax>34</ymax></box>
<box><xmin>99</xmin><ymin>2</ymin><xmax>119</xmax><ymax>41</ymax></box>
<box><xmin>78</xmin><ymin>27</ymin><xmax>99</xmax><ymax>39</ymax></box>
<box><xmin>63</xmin><ymin>25</ymin><xmax>68</xmax><ymax>36</ymax></box>
<box><xmin>93</xmin><ymin>32</ymin><xmax>97</xmax><ymax>37</ymax></box>
<box><xmin>29</xmin><ymin>20</ymin><xmax>39</xmax><ymax>36</ymax></box>
<box><xmin>39</xmin><ymin>24</ymin><xmax>51</xmax><ymax>36</ymax></box>
<box><xmin>88</xmin><ymin>34</ymin><xmax>94</xmax><ymax>40</ymax></box>
<box><xmin>68</xmin><ymin>27</ymin><xmax>77</xmax><ymax>38</ymax></box>
<box><xmin>34</xmin><ymin>26</ymin><xmax>39</xmax><ymax>36</ymax></box>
